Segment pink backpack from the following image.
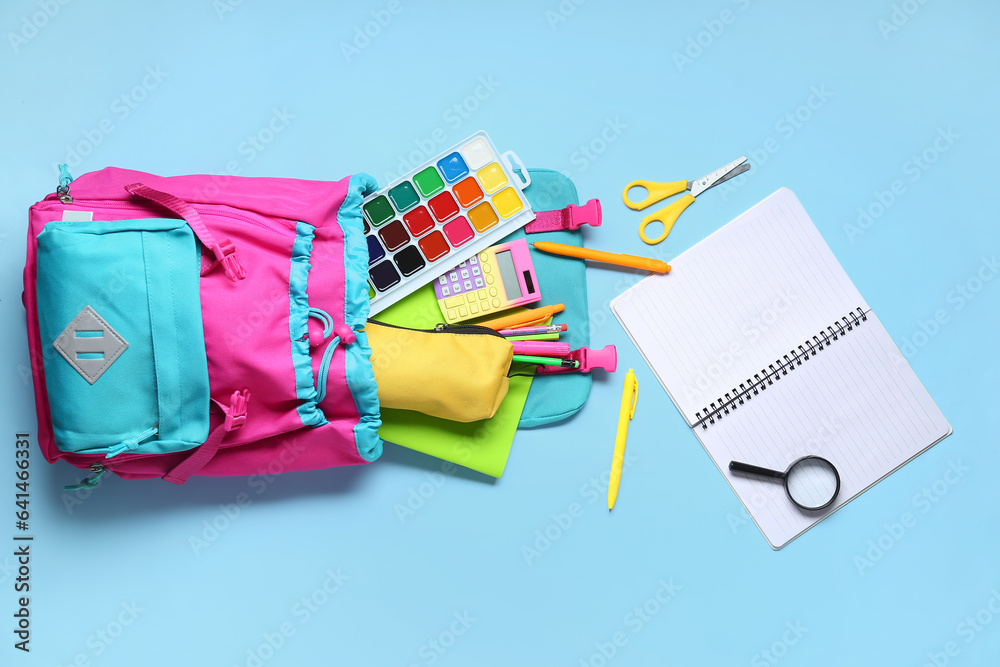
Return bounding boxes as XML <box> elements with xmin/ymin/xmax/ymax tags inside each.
<box><xmin>23</xmin><ymin>166</ymin><xmax>382</xmax><ymax>487</ymax></box>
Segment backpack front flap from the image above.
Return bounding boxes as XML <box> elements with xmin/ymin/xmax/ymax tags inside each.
<box><xmin>35</xmin><ymin>217</ymin><xmax>210</xmax><ymax>458</ymax></box>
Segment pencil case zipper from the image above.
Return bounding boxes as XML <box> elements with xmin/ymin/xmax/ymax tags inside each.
<box><xmin>366</xmin><ymin>319</ymin><xmax>506</xmax><ymax>339</ymax></box>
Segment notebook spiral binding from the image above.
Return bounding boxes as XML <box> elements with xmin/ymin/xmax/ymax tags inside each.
<box><xmin>694</xmin><ymin>307</ymin><xmax>870</xmax><ymax>429</ymax></box>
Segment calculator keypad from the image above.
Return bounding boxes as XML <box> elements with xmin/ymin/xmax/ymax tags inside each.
<box><xmin>435</xmin><ymin>254</ymin><xmax>505</xmax><ymax>322</ymax></box>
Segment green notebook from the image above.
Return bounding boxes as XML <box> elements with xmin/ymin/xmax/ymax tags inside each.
<box><xmin>375</xmin><ymin>285</ymin><xmax>533</xmax><ymax>478</ymax></box>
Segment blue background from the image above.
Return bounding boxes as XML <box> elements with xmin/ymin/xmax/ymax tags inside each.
<box><xmin>1</xmin><ymin>1</ymin><xmax>998</xmax><ymax>665</ymax></box>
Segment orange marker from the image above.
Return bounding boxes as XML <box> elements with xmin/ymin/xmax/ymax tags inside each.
<box><xmin>531</xmin><ymin>242</ymin><xmax>670</xmax><ymax>274</ymax></box>
<box><xmin>478</xmin><ymin>303</ymin><xmax>565</xmax><ymax>331</ymax></box>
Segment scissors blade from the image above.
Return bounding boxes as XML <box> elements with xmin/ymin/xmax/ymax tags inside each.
<box><xmin>710</xmin><ymin>161</ymin><xmax>750</xmax><ymax>188</ymax></box>
<box><xmin>690</xmin><ymin>157</ymin><xmax>750</xmax><ymax>197</ymax></box>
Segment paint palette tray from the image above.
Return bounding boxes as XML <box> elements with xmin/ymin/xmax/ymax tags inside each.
<box><xmin>363</xmin><ymin>131</ymin><xmax>534</xmax><ymax>315</ymax></box>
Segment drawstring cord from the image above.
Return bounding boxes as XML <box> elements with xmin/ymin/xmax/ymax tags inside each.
<box><xmin>316</xmin><ymin>336</ymin><xmax>341</xmax><ymax>403</ymax></box>
<box><xmin>308</xmin><ymin>308</ymin><xmax>356</xmax><ymax>403</ymax></box>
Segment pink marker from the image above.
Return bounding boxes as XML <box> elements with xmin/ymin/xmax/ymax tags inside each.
<box><xmin>536</xmin><ymin>345</ymin><xmax>618</xmax><ymax>375</ymax></box>
<box><xmin>511</xmin><ymin>341</ymin><xmax>571</xmax><ymax>356</ymax></box>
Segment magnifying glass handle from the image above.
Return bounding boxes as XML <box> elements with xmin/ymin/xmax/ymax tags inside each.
<box><xmin>729</xmin><ymin>461</ymin><xmax>785</xmax><ymax>479</ymax></box>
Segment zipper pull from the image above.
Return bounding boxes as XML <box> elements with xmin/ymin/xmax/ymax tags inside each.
<box><xmin>56</xmin><ymin>164</ymin><xmax>73</xmax><ymax>204</ymax></box>
<box><xmin>64</xmin><ymin>463</ymin><xmax>107</xmax><ymax>492</ymax></box>
<box><xmin>435</xmin><ymin>323</ymin><xmax>448</xmax><ymax>331</ymax></box>
<box><xmin>105</xmin><ymin>425</ymin><xmax>159</xmax><ymax>459</ymax></box>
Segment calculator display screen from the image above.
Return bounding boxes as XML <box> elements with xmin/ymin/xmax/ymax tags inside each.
<box><xmin>495</xmin><ymin>250</ymin><xmax>522</xmax><ymax>299</ymax></box>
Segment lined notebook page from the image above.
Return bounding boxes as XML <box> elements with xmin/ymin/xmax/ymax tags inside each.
<box><xmin>699</xmin><ymin>312</ymin><xmax>950</xmax><ymax>548</ymax></box>
<box><xmin>611</xmin><ymin>188</ymin><xmax>951</xmax><ymax>548</ymax></box>
<box><xmin>612</xmin><ymin>188</ymin><xmax>868</xmax><ymax>426</ymax></box>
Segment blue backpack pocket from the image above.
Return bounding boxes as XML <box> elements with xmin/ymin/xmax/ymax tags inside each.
<box><xmin>35</xmin><ymin>218</ymin><xmax>210</xmax><ymax>457</ymax></box>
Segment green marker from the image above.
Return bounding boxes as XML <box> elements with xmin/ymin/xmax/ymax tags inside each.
<box><xmin>512</xmin><ymin>354</ymin><xmax>579</xmax><ymax>368</ymax></box>
<box><xmin>506</xmin><ymin>332</ymin><xmax>560</xmax><ymax>341</ymax></box>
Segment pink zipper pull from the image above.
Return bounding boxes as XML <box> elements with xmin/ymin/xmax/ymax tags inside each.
<box><xmin>215</xmin><ymin>238</ymin><xmax>246</xmax><ymax>281</ymax></box>
<box><xmin>124</xmin><ymin>182</ymin><xmax>246</xmax><ymax>281</ymax></box>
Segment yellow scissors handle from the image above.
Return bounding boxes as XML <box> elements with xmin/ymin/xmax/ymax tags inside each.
<box><xmin>622</xmin><ymin>179</ymin><xmax>689</xmax><ymax>211</ymax></box>
<box><xmin>638</xmin><ymin>194</ymin><xmax>696</xmax><ymax>245</ymax></box>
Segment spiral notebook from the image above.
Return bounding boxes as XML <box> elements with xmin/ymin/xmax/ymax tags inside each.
<box><xmin>612</xmin><ymin>188</ymin><xmax>951</xmax><ymax>549</ymax></box>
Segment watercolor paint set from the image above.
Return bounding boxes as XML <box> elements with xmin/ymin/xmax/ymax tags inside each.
<box><xmin>363</xmin><ymin>131</ymin><xmax>534</xmax><ymax>314</ymax></box>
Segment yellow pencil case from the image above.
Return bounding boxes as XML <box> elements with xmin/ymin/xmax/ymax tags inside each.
<box><xmin>364</xmin><ymin>320</ymin><xmax>513</xmax><ymax>423</ymax></box>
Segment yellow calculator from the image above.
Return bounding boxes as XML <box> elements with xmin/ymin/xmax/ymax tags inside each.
<box><xmin>433</xmin><ymin>238</ymin><xmax>540</xmax><ymax>324</ymax></box>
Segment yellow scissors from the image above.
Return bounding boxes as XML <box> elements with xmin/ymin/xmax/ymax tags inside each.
<box><xmin>623</xmin><ymin>157</ymin><xmax>750</xmax><ymax>244</ymax></box>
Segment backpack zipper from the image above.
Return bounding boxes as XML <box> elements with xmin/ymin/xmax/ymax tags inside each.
<box><xmin>45</xmin><ymin>197</ymin><xmax>285</xmax><ymax>234</ymax></box>
<box><xmin>45</xmin><ymin>168</ymin><xmax>289</xmax><ymax>234</ymax></box>
<box><xmin>367</xmin><ymin>319</ymin><xmax>505</xmax><ymax>339</ymax></box>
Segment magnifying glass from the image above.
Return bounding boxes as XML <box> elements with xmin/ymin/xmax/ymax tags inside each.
<box><xmin>728</xmin><ymin>456</ymin><xmax>841</xmax><ymax>511</ymax></box>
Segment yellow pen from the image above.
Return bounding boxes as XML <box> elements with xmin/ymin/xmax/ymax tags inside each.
<box><xmin>608</xmin><ymin>369</ymin><xmax>637</xmax><ymax>511</ymax></box>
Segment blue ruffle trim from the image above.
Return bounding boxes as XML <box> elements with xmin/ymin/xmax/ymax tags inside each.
<box><xmin>289</xmin><ymin>221</ymin><xmax>328</xmax><ymax>428</ymax></box>
<box><xmin>338</xmin><ymin>173</ymin><xmax>383</xmax><ymax>462</ymax></box>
